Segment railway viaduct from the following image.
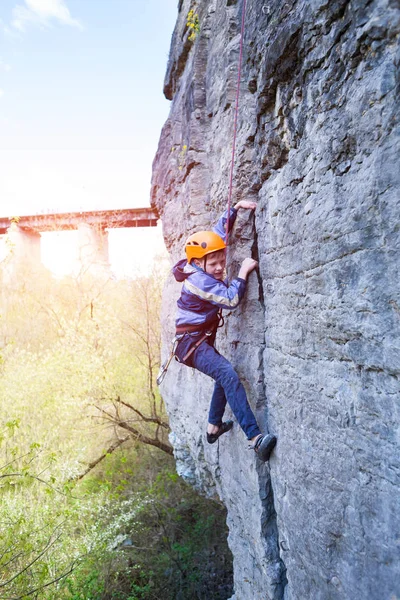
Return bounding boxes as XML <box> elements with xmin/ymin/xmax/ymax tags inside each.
<box><xmin>0</xmin><ymin>207</ymin><xmax>158</xmax><ymax>274</ymax></box>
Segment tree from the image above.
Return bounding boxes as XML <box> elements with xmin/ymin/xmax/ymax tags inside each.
<box><xmin>85</xmin><ymin>272</ymin><xmax>173</xmax><ymax>469</ymax></box>
<box><xmin>0</xmin><ymin>260</ymin><xmax>234</xmax><ymax>600</ymax></box>
<box><xmin>0</xmin><ymin>422</ymin><xmax>84</xmax><ymax>599</ymax></box>
<box><xmin>0</xmin><ymin>260</ymin><xmax>172</xmax><ymax>478</ymax></box>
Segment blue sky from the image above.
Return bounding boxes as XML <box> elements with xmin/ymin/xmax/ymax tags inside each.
<box><xmin>0</xmin><ymin>0</ymin><xmax>178</xmax><ymax>274</ymax></box>
<box><xmin>0</xmin><ymin>0</ymin><xmax>177</xmax><ymax>213</ymax></box>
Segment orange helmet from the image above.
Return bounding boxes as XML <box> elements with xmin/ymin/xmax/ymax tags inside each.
<box><xmin>185</xmin><ymin>230</ymin><xmax>226</xmax><ymax>262</ymax></box>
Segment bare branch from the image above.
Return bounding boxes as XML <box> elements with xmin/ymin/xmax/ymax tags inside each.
<box><xmin>0</xmin><ymin>530</ymin><xmax>63</xmax><ymax>589</ymax></box>
<box><xmin>113</xmin><ymin>396</ymin><xmax>169</xmax><ymax>430</ymax></box>
<box><xmin>69</xmin><ymin>435</ymin><xmax>130</xmax><ymax>482</ymax></box>
<box><xmin>118</xmin><ymin>318</ymin><xmax>148</xmax><ymax>346</ymax></box>
<box><xmin>94</xmin><ymin>406</ymin><xmax>173</xmax><ymax>456</ymax></box>
<box><xmin>0</xmin><ymin>450</ymin><xmax>41</xmax><ymax>473</ymax></box>
<box><xmin>0</xmin><ymin>556</ymin><xmax>82</xmax><ymax>600</ymax></box>
<box><xmin>0</xmin><ymin>473</ymin><xmax>75</xmax><ymax>498</ymax></box>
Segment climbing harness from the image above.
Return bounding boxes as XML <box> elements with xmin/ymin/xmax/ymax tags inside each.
<box><xmin>180</xmin><ymin>330</ymin><xmax>213</xmax><ymax>363</ymax></box>
<box><xmin>157</xmin><ymin>312</ymin><xmax>224</xmax><ymax>385</ymax></box>
<box><xmin>157</xmin><ymin>336</ymin><xmax>180</xmax><ymax>385</ymax></box>
<box><xmin>175</xmin><ymin>310</ymin><xmax>223</xmax><ymax>334</ymax></box>
<box><xmin>226</xmin><ymin>0</ymin><xmax>248</xmax><ymax>250</ymax></box>
<box><xmin>176</xmin><ymin>311</ymin><xmax>224</xmax><ymax>363</ymax></box>
<box><xmin>156</xmin><ymin>330</ymin><xmax>210</xmax><ymax>385</ymax></box>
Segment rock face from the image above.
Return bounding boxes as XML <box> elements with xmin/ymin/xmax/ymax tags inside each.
<box><xmin>151</xmin><ymin>1</ymin><xmax>400</xmax><ymax>598</ymax></box>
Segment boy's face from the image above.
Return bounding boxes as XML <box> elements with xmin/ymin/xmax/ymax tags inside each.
<box><xmin>194</xmin><ymin>250</ymin><xmax>226</xmax><ymax>280</ymax></box>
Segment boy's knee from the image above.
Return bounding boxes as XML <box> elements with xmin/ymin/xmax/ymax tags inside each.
<box><xmin>219</xmin><ymin>365</ymin><xmax>240</xmax><ymax>386</ymax></box>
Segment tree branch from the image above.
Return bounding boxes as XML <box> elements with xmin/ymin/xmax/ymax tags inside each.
<box><xmin>113</xmin><ymin>396</ymin><xmax>169</xmax><ymax>430</ymax></box>
<box><xmin>0</xmin><ymin>556</ymin><xmax>82</xmax><ymax>600</ymax></box>
<box><xmin>69</xmin><ymin>435</ymin><xmax>130</xmax><ymax>482</ymax></box>
<box><xmin>0</xmin><ymin>473</ymin><xmax>74</xmax><ymax>498</ymax></box>
<box><xmin>0</xmin><ymin>530</ymin><xmax>63</xmax><ymax>589</ymax></box>
<box><xmin>94</xmin><ymin>406</ymin><xmax>173</xmax><ymax>456</ymax></box>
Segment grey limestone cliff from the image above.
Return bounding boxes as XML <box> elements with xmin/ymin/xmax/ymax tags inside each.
<box><xmin>151</xmin><ymin>1</ymin><xmax>400</xmax><ymax>598</ymax></box>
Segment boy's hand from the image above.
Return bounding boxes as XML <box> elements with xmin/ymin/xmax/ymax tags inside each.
<box><xmin>234</xmin><ymin>200</ymin><xmax>257</xmax><ymax>211</ymax></box>
<box><xmin>238</xmin><ymin>257</ymin><xmax>258</xmax><ymax>279</ymax></box>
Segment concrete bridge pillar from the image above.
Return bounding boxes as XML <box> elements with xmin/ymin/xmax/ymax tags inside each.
<box><xmin>8</xmin><ymin>224</ymin><xmax>41</xmax><ymax>264</ymax></box>
<box><xmin>77</xmin><ymin>223</ymin><xmax>110</xmax><ymax>274</ymax></box>
<box><xmin>1</xmin><ymin>224</ymin><xmax>42</xmax><ymax>284</ymax></box>
<box><xmin>7</xmin><ymin>224</ymin><xmax>41</xmax><ymax>267</ymax></box>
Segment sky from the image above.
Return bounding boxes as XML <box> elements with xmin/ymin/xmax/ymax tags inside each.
<box><xmin>0</xmin><ymin>0</ymin><xmax>178</xmax><ymax>275</ymax></box>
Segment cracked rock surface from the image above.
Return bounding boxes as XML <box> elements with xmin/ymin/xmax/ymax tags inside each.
<box><xmin>151</xmin><ymin>0</ymin><xmax>400</xmax><ymax>598</ymax></box>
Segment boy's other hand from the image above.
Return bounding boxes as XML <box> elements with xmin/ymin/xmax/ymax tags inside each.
<box><xmin>238</xmin><ymin>257</ymin><xmax>258</xmax><ymax>279</ymax></box>
<box><xmin>234</xmin><ymin>200</ymin><xmax>257</xmax><ymax>211</ymax></box>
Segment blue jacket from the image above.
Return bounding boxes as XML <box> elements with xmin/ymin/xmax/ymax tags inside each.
<box><xmin>173</xmin><ymin>208</ymin><xmax>247</xmax><ymax>333</ymax></box>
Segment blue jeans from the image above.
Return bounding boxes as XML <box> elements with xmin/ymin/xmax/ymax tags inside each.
<box><xmin>190</xmin><ymin>340</ymin><xmax>261</xmax><ymax>440</ymax></box>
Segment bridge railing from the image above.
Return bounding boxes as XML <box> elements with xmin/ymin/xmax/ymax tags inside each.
<box><xmin>0</xmin><ymin>207</ymin><xmax>158</xmax><ymax>235</ymax></box>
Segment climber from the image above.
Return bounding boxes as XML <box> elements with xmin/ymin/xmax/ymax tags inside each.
<box><xmin>172</xmin><ymin>200</ymin><xmax>276</xmax><ymax>462</ymax></box>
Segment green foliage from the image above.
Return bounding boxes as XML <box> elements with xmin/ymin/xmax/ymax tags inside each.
<box><xmin>131</xmin><ymin>468</ymin><xmax>232</xmax><ymax>599</ymax></box>
<box><xmin>187</xmin><ymin>9</ymin><xmax>200</xmax><ymax>41</ymax></box>
<box><xmin>62</xmin><ymin>459</ymin><xmax>233</xmax><ymax>600</ymax></box>
<box><xmin>0</xmin><ymin>265</ymin><xmax>233</xmax><ymax>599</ymax></box>
<box><xmin>177</xmin><ymin>144</ymin><xmax>188</xmax><ymax>171</ymax></box>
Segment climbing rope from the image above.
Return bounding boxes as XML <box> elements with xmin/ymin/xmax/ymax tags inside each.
<box><xmin>226</xmin><ymin>0</ymin><xmax>248</xmax><ymax>250</ymax></box>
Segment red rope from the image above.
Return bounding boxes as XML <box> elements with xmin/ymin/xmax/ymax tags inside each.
<box><xmin>226</xmin><ymin>0</ymin><xmax>248</xmax><ymax>249</ymax></box>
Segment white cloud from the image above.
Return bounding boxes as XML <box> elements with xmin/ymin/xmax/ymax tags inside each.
<box><xmin>12</xmin><ymin>0</ymin><xmax>83</xmax><ymax>32</ymax></box>
<box><xmin>0</xmin><ymin>59</ymin><xmax>11</xmax><ymax>72</ymax></box>
<box><xmin>0</xmin><ymin>18</ymin><xmax>16</xmax><ymax>37</ymax></box>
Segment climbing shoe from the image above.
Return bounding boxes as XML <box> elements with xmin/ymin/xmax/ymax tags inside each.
<box><xmin>253</xmin><ymin>434</ymin><xmax>277</xmax><ymax>462</ymax></box>
<box><xmin>206</xmin><ymin>420</ymin><xmax>234</xmax><ymax>444</ymax></box>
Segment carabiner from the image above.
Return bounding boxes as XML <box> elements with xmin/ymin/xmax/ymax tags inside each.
<box><xmin>156</xmin><ymin>337</ymin><xmax>179</xmax><ymax>386</ymax></box>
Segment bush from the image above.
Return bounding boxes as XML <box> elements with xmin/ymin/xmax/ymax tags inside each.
<box><xmin>63</xmin><ymin>454</ymin><xmax>233</xmax><ymax>600</ymax></box>
<box><xmin>0</xmin><ymin>268</ymin><xmax>233</xmax><ymax>599</ymax></box>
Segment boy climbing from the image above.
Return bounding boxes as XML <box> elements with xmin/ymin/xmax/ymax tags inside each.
<box><xmin>172</xmin><ymin>200</ymin><xmax>276</xmax><ymax>462</ymax></box>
